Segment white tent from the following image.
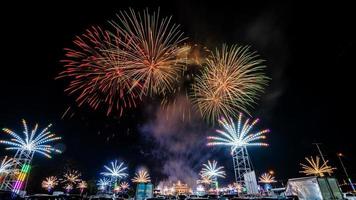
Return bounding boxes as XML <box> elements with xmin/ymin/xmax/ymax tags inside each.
<box><xmin>285</xmin><ymin>176</ymin><xmax>343</xmax><ymax>200</ymax></box>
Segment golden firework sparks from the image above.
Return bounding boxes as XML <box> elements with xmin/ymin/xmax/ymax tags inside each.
<box><xmin>41</xmin><ymin>176</ymin><xmax>58</xmax><ymax>191</ymax></box>
<box><xmin>110</xmin><ymin>8</ymin><xmax>189</xmax><ymax>96</ymax></box>
<box><xmin>191</xmin><ymin>44</ymin><xmax>269</xmax><ymax>123</ymax></box>
<box><xmin>300</xmin><ymin>156</ymin><xmax>335</xmax><ymax>177</ymax></box>
<box><xmin>259</xmin><ymin>173</ymin><xmax>276</xmax><ymax>184</ymax></box>
<box><xmin>132</xmin><ymin>169</ymin><xmax>151</xmax><ymax>183</ymax></box>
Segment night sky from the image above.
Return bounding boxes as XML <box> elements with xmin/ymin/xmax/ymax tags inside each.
<box><xmin>1</xmin><ymin>0</ymin><xmax>355</xmax><ymax>193</ymax></box>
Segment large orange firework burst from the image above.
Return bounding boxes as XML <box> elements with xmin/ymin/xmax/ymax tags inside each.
<box><xmin>191</xmin><ymin>44</ymin><xmax>269</xmax><ymax>122</ymax></box>
<box><xmin>58</xmin><ymin>26</ymin><xmax>141</xmax><ymax>116</ymax></box>
<box><xmin>110</xmin><ymin>8</ymin><xmax>190</xmax><ymax>96</ymax></box>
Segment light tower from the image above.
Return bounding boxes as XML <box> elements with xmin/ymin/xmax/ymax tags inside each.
<box><xmin>0</xmin><ymin>119</ymin><xmax>62</xmax><ymax>194</ymax></box>
<box><xmin>232</xmin><ymin>146</ymin><xmax>253</xmax><ymax>183</ymax></box>
<box><xmin>207</xmin><ymin>113</ymin><xmax>269</xmax><ymax>185</ymax></box>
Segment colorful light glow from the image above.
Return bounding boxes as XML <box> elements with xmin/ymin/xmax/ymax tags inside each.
<box><xmin>207</xmin><ymin>113</ymin><xmax>269</xmax><ymax>153</ymax></box>
<box><xmin>233</xmin><ymin>182</ymin><xmax>242</xmax><ymax>193</ymax></box>
<box><xmin>12</xmin><ymin>164</ymin><xmax>31</xmax><ymax>193</ymax></box>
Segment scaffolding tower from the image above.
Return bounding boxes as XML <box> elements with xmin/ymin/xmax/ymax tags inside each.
<box><xmin>232</xmin><ymin>146</ymin><xmax>252</xmax><ymax>185</ymax></box>
<box><xmin>0</xmin><ymin>149</ymin><xmax>34</xmax><ymax>194</ymax></box>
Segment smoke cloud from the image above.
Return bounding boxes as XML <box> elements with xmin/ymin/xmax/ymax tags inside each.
<box><xmin>141</xmin><ymin>95</ymin><xmax>212</xmax><ymax>188</ymax></box>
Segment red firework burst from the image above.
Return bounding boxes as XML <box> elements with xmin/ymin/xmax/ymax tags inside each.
<box><xmin>58</xmin><ymin>26</ymin><xmax>141</xmax><ymax>116</ymax></box>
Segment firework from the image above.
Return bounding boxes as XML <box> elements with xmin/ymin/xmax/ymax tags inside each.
<box><xmin>132</xmin><ymin>169</ymin><xmax>151</xmax><ymax>183</ymax></box>
<box><xmin>62</xmin><ymin>170</ymin><xmax>81</xmax><ymax>185</ymax></box>
<box><xmin>233</xmin><ymin>182</ymin><xmax>242</xmax><ymax>193</ymax></box>
<box><xmin>110</xmin><ymin>8</ymin><xmax>189</xmax><ymax>96</ymax></box>
<box><xmin>41</xmin><ymin>176</ymin><xmax>58</xmax><ymax>192</ymax></box>
<box><xmin>64</xmin><ymin>183</ymin><xmax>73</xmax><ymax>193</ymax></box>
<box><xmin>77</xmin><ymin>180</ymin><xmax>88</xmax><ymax>194</ymax></box>
<box><xmin>77</xmin><ymin>180</ymin><xmax>87</xmax><ymax>189</ymax></box>
<box><xmin>120</xmin><ymin>181</ymin><xmax>129</xmax><ymax>190</ymax></box>
<box><xmin>114</xmin><ymin>185</ymin><xmax>122</xmax><ymax>192</ymax></box>
<box><xmin>201</xmin><ymin>160</ymin><xmax>226</xmax><ymax>179</ymax></box>
<box><xmin>207</xmin><ymin>113</ymin><xmax>269</xmax><ymax>153</ymax></box>
<box><xmin>259</xmin><ymin>173</ymin><xmax>276</xmax><ymax>184</ymax></box>
<box><xmin>196</xmin><ymin>184</ymin><xmax>205</xmax><ymax>193</ymax></box>
<box><xmin>197</xmin><ymin>175</ymin><xmax>212</xmax><ymax>185</ymax></box>
<box><xmin>97</xmin><ymin>177</ymin><xmax>110</xmax><ymax>190</ymax></box>
<box><xmin>0</xmin><ymin>156</ymin><xmax>15</xmax><ymax>176</ymax></box>
<box><xmin>101</xmin><ymin>160</ymin><xmax>128</xmax><ymax>179</ymax></box>
<box><xmin>59</xmin><ymin>26</ymin><xmax>142</xmax><ymax>116</ymax></box>
<box><xmin>0</xmin><ymin>119</ymin><xmax>62</xmax><ymax>158</ymax></box>
<box><xmin>191</xmin><ymin>45</ymin><xmax>269</xmax><ymax>122</ymax></box>
<box><xmin>300</xmin><ymin>156</ymin><xmax>335</xmax><ymax>177</ymax></box>
<box><xmin>185</xmin><ymin>44</ymin><xmax>211</xmax><ymax>66</ymax></box>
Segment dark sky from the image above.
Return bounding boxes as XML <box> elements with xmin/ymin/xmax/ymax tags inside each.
<box><xmin>1</xmin><ymin>0</ymin><xmax>355</xmax><ymax>193</ymax></box>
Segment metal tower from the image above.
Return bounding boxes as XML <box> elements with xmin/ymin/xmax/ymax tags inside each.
<box><xmin>0</xmin><ymin>148</ymin><xmax>34</xmax><ymax>194</ymax></box>
<box><xmin>210</xmin><ymin>176</ymin><xmax>218</xmax><ymax>190</ymax></box>
<box><xmin>207</xmin><ymin>113</ymin><xmax>269</xmax><ymax>189</ymax></box>
<box><xmin>0</xmin><ymin>119</ymin><xmax>62</xmax><ymax>195</ymax></box>
<box><xmin>232</xmin><ymin>146</ymin><xmax>252</xmax><ymax>185</ymax></box>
